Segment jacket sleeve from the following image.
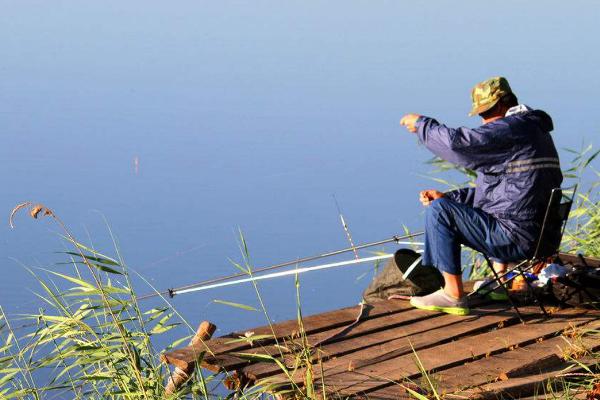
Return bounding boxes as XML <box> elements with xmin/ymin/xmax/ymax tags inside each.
<box><xmin>415</xmin><ymin>116</ymin><xmax>515</xmax><ymax>170</ymax></box>
<box><xmin>444</xmin><ymin>187</ymin><xmax>475</xmax><ymax>206</ymax></box>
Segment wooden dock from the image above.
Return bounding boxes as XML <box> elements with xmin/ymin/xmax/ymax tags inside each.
<box><xmin>161</xmin><ymin>254</ymin><xmax>600</xmax><ymax>398</ymax></box>
<box><xmin>162</xmin><ymin>296</ymin><xmax>600</xmax><ymax>398</ymax></box>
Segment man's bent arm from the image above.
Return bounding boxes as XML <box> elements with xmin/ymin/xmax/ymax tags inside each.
<box><xmin>444</xmin><ymin>187</ymin><xmax>475</xmax><ymax>206</ymax></box>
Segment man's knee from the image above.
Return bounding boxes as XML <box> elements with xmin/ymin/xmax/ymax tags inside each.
<box><xmin>426</xmin><ymin>197</ymin><xmax>453</xmax><ymax>223</ymax></box>
<box><xmin>431</xmin><ymin>197</ymin><xmax>453</xmax><ymax>209</ymax></box>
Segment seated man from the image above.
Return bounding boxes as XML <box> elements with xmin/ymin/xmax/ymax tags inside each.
<box><xmin>399</xmin><ymin>76</ymin><xmax>563</xmax><ymax>316</ymax></box>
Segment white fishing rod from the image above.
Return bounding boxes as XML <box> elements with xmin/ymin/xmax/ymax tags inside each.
<box><xmin>173</xmin><ymin>251</ymin><xmax>422</xmax><ymax>296</ymax></box>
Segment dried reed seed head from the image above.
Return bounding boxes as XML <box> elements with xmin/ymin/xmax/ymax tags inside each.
<box><xmin>9</xmin><ymin>201</ymin><xmax>55</xmax><ymax>229</ymax></box>
<box><xmin>30</xmin><ymin>204</ymin><xmax>50</xmax><ymax>219</ymax></box>
<box><xmin>30</xmin><ymin>204</ymin><xmax>42</xmax><ymax>218</ymax></box>
<box><xmin>9</xmin><ymin>202</ymin><xmax>30</xmax><ymax>229</ymax></box>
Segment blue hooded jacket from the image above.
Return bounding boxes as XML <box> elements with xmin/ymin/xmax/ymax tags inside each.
<box><xmin>415</xmin><ymin>106</ymin><xmax>563</xmax><ymax>254</ymax></box>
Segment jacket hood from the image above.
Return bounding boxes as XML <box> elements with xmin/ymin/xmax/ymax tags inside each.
<box><xmin>528</xmin><ymin>110</ymin><xmax>554</xmax><ymax>133</ymax></box>
<box><xmin>511</xmin><ymin>108</ymin><xmax>554</xmax><ymax>133</ymax></box>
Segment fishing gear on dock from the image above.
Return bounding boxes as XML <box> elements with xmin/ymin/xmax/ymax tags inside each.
<box><xmin>138</xmin><ymin>231</ymin><xmax>424</xmax><ymax>300</ymax></box>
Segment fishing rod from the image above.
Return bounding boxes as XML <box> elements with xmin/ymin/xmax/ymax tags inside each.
<box><xmin>174</xmin><ymin>254</ymin><xmax>398</xmax><ymax>296</ymax></box>
<box><xmin>138</xmin><ymin>231</ymin><xmax>424</xmax><ymax>300</ymax></box>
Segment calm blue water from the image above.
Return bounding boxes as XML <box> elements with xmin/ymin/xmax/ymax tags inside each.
<box><xmin>1</xmin><ymin>1</ymin><xmax>599</xmax><ymax>341</ymax></box>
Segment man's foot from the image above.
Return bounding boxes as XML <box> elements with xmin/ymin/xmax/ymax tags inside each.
<box><xmin>410</xmin><ymin>289</ymin><xmax>470</xmax><ymax>316</ymax></box>
<box><xmin>473</xmin><ymin>278</ymin><xmax>509</xmax><ymax>301</ymax></box>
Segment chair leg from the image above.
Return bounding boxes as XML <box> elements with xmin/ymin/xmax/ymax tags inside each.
<box><xmin>468</xmin><ymin>256</ymin><xmax>554</xmax><ymax>323</ymax></box>
<box><xmin>481</xmin><ymin>259</ymin><xmax>528</xmax><ymax>288</ymax></box>
<box><xmin>485</xmin><ymin>257</ymin><xmax>525</xmax><ymax>324</ymax></box>
<box><xmin>517</xmin><ymin>264</ymin><xmax>549</xmax><ymax>318</ymax></box>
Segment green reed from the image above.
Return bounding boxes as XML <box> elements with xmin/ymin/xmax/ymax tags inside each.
<box><xmin>1</xmin><ymin>203</ymin><xmax>209</xmax><ymax>399</ymax></box>
<box><xmin>561</xmin><ymin>144</ymin><xmax>600</xmax><ymax>257</ymax></box>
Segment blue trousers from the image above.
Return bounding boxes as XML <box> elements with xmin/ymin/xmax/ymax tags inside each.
<box><xmin>423</xmin><ymin>198</ymin><xmax>527</xmax><ymax>275</ymax></box>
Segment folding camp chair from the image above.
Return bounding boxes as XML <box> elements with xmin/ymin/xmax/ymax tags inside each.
<box><xmin>469</xmin><ymin>185</ymin><xmax>578</xmax><ymax>322</ymax></box>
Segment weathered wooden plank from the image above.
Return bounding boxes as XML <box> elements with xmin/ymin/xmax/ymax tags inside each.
<box><xmin>368</xmin><ymin>319</ymin><xmax>600</xmax><ymax>399</ymax></box>
<box><xmin>356</xmin><ymin>387</ymin><xmax>415</xmax><ymax>400</ymax></box>
<box><xmin>559</xmin><ymin>252</ymin><xmax>600</xmax><ymax>268</ymax></box>
<box><xmin>518</xmin><ymin>389</ymin><xmax>588</xmax><ymax>400</ymax></box>
<box><xmin>163</xmin><ymin>321</ymin><xmax>217</xmax><ymax>391</ymax></box>
<box><xmin>315</xmin><ymin>309</ymin><xmax>596</xmax><ymax>397</ymax></box>
<box><xmin>164</xmin><ymin>299</ymin><xmax>413</xmax><ymax>367</ymax></box>
<box><xmin>246</xmin><ymin>304</ymin><xmax>521</xmax><ymax>382</ymax></box>
<box><xmin>370</xmin><ymin>377</ymin><xmax>591</xmax><ymax>400</ymax></box>
<box><xmin>370</xmin><ymin>353</ymin><xmax>564</xmax><ymax>400</ymax></box>
<box><xmin>363</xmin><ymin>385</ymin><xmax>431</xmax><ymax>400</ymax></box>
<box><xmin>200</xmin><ymin>304</ymin><xmax>447</xmax><ymax>373</ymax></box>
<box><xmin>452</xmin><ymin>355</ymin><xmax>598</xmax><ymax>399</ymax></box>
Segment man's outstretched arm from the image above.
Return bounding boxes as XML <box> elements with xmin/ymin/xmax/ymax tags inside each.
<box><xmin>400</xmin><ymin>113</ymin><xmax>514</xmax><ymax>170</ymax></box>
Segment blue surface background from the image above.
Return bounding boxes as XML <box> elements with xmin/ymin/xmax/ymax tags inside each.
<box><xmin>1</xmin><ymin>1</ymin><xmax>599</xmax><ymax>339</ymax></box>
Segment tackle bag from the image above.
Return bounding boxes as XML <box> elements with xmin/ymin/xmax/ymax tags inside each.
<box><xmin>362</xmin><ymin>248</ymin><xmax>444</xmax><ymax>302</ymax></box>
<box><xmin>550</xmin><ymin>268</ymin><xmax>600</xmax><ymax>307</ymax></box>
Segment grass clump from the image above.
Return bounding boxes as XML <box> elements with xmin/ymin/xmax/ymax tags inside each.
<box><xmin>1</xmin><ymin>203</ymin><xmax>214</xmax><ymax>399</ymax></box>
<box><xmin>561</xmin><ymin>144</ymin><xmax>600</xmax><ymax>257</ymax></box>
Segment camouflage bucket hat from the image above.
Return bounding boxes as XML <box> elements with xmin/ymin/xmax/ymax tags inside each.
<box><xmin>468</xmin><ymin>76</ymin><xmax>513</xmax><ymax>116</ymax></box>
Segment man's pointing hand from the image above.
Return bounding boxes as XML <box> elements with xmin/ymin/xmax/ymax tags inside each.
<box><xmin>400</xmin><ymin>113</ymin><xmax>421</xmax><ymax>133</ymax></box>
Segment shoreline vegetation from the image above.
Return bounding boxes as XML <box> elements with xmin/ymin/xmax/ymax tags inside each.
<box><xmin>1</xmin><ymin>147</ymin><xmax>599</xmax><ymax>399</ymax></box>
